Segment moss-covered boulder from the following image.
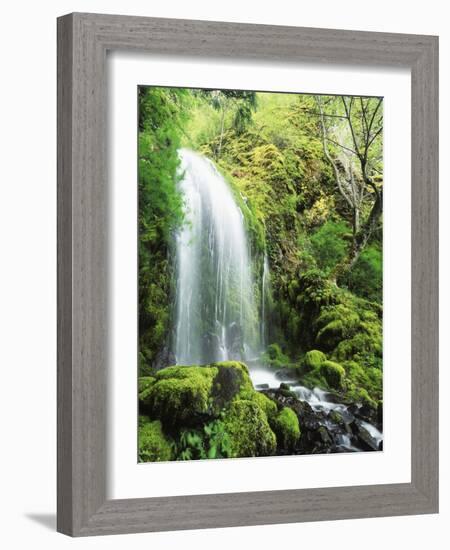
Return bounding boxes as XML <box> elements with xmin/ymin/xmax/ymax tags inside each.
<box><xmin>210</xmin><ymin>360</ymin><xmax>254</xmax><ymax>407</ymax></box>
<box><xmin>270</xmin><ymin>407</ymin><xmax>301</xmax><ymax>450</ymax></box>
<box><xmin>318</xmin><ymin>360</ymin><xmax>346</xmax><ymax>390</ymax></box>
<box><xmin>138</xmin><ymin>417</ymin><xmax>173</xmax><ymax>462</ymax></box>
<box><xmin>222</xmin><ymin>399</ymin><xmax>276</xmax><ymax>457</ymax></box>
<box><xmin>315</xmin><ymin>304</ymin><xmax>360</xmax><ymax>350</ymax></box>
<box><xmin>140</xmin><ymin>365</ymin><xmax>218</xmax><ymax>428</ymax></box>
<box><xmin>303</xmin><ymin>349</ymin><xmax>327</xmax><ymax>370</ymax></box>
<box><xmin>342</xmin><ymin>360</ymin><xmax>382</xmax><ymax>404</ymax></box>
<box><xmin>139</xmin><ymin>361</ymin><xmax>261</xmax><ymax>430</ymax></box>
<box><xmin>239</xmin><ymin>388</ymin><xmax>278</xmax><ymax>419</ymax></box>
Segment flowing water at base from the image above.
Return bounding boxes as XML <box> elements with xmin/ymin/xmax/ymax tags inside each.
<box><xmin>246</xmin><ymin>362</ymin><xmax>382</xmax><ymax>453</ymax></box>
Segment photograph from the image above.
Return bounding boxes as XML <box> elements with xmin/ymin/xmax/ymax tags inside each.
<box><xmin>137</xmin><ymin>86</ymin><xmax>383</xmax><ymax>462</ymax></box>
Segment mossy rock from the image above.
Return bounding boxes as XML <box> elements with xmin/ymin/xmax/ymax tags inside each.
<box><xmin>140</xmin><ymin>362</ymin><xmax>255</xmax><ymax>429</ymax></box>
<box><xmin>304</xmin><ymin>349</ymin><xmax>327</xmax><ymax>370</ymax></box>
<box><xmin>210</xmin><ymin>360</ymin><xmax>254</xmax><ymax>407</ymax></box>
<box><xmin>222</xmin><ymin>400</ymin><xmax>277</xmax><ymax>458</ymax></box>
<box><xmin>317</xmin><ymin>360</ymin><xmax>345</xmax><ymax>390</ymax></box>
<box><xmin>141</xmin><ymin>365</ymin><xmax>218</xmax><ymax>428</ymax></box>
<box><xmin>341</xmin><ymin>360</ymin><xmax>382</xmax><ymax>404</ymax></box>
<box><xmin>346</xmin><ymin>384</ymin><xmax>377</xmax><ymax>409</ymax></box>
<box><xmin>240</xmin><ymin>388</ymin><xmax>278</xmax><ymax>419</ymax></box>
<box><xmin>138</xmin><ymin>417</ymin><xmax>173</xmax><ymax>462</ymax></box>
<box><xmin>263</xmin><ymin>343</ymin><xmax>290</xmax><ymax>368</ymax></box>
<box><xmin>315</xmin><ymin>305</ymin><xmax>360</xmax><ymax>350</ymax></box>
<box><xmin>138</xmin><ymin>376</ymin><xmax>156</xmax><ymax>402</ymax></box>
<box><xmin>334</xmin><ymin>325</ymin><xmax>383</xmax><ymax>361</ymax></box>
<box><xmin>270</xmin><ymin>407</ymin><xmax>301</xmax><ymax>450</ymax></box>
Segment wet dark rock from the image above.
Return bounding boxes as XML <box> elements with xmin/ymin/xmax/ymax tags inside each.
<box><xmin>328</xmin><ymin>410</ymin><xmax>345</xmax><ymax>426</ymax></box>
<box><xmin>275</xmin><ymin>368</ymin><xmax>297</xmax><ymax>381</ymax></box>
<box><xmin>277</xmin><ymin>383</ymin><xmax>298</xmax><ymax>398</ymax></box>
<box><xmin>203</xmin><ymin>332</ymin><xmax>222</xmax><ymax>359</ymax></box>
<box><xmin>152</xmin><ymin>346</ymin><xmax>176</xmax><ymax>371</ymax></box>
<box><xmin>351</xmin><ymin>420</ymin><xmax>379</xmax><ymax>451</ymax></box>
<box><xmin>226</xmin><ymin>322</ymin><xmax>244</xmax><ymax>357</ymax></box>
<box><xmin>357</xmin><ymin>403</ymin><xmax>378</xmax><ymax>425</ymax></box>
<box><xmin>210</xmin><ymin>363</ymin><xmax>244</xmax><ymax>408</ymax></box>
<box><xmin>377</xmin><ymin>401</ymin><xmax>383</xmax><ymax>426</ymax></box>
<box><xmin>260</xmin><ymin>386</ymin><xmax>382</xmax><ymax>455</ymax></box>
<box><xmin>317</xmin><ymin>426</ymin><xmax>332</xmax><ymax>445</ymax></box>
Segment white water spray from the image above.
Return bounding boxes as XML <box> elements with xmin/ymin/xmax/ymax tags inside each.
<box><xmin>174</xmin><ymin>149</ymin><xmax>259</xmax><ymax>365</ymax></box>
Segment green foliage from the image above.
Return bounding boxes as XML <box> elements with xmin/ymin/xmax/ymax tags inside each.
<box><xmin>270</xmin><ymin>407</ymin><xmax>301</xmax><ymax>450</ymax></box>
<box><xmin>176</xmin><ymin>429</ymin><xmax>206</xmax><ymax>460</ymax></box>
<box><xmin>138</xmin><ymin>418</ymin><xmax>173</xmax><ymax>462</ymax></box>
<box><xmin>168</xmin><ymin>417</ymin><xmax>234</xmax><ymax>461</ymax></box>
<box><xmin>138</xmin><ymin>87</ymin><xmax>190</xmax><ymax>374</ymax></box>
<box><xmin>203</xmin><ymin>418</ymin><xmax>234</xmax><ymax>459</ymax></box>
<box><xmin>341</xmin><ymin>243</ymin><xmax>382</xmax><ymax>302</ymax></box>
<box><xmin>310</xmin><ymin>221</ymin><xmax>351</xmax><ymax>275</ymax></box>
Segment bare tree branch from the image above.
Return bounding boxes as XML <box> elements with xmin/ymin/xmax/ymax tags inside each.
<box><xmin>316</xmin><ymin>95</ymin><xmax>353</xmax><ymax>209</ymax></box>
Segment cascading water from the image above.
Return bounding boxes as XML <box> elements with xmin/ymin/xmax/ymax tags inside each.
<box><xmin>260</xmin><ymin>253</ymin><xmax>270</xmax><ymax>350</ymax></box>
<box><xmin>174</xmin><ymin>149</ymin><xmax>259</xmax><ymax>366</ymax></box>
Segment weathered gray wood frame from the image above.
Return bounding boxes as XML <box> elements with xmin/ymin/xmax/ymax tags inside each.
<box><xmin>57</xmin><ymin>12</ymin><xmax>439</xmax><ymax>537</ymax></box>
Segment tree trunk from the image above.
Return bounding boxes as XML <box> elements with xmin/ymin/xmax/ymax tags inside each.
<box><xmin>333</xmin><ymin>190</ymin><xmax>382</xmax><ymax>280</ymax></box>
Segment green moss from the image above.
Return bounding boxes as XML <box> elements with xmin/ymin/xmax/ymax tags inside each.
<box><xmin>222</xmin><ymin>400</ymin><xmax>276</xmax><ymax>457</ymax></box>
<box><xmin>143</xmin><ymin>365</ymin><xmax>218</xmax><ymax>428</ymax></box>
<box><xmin>138</xmin><ymin>376</ymin><xmax>156</xmax><ymax>402</ymax></box>
<box><xmin>263</xmin><ymin>343</ymin><xmax>291</xmax><ymax>368</ymax></box>
<box><xmin>346</xmin><ymin>386</ymin><xmax>377</xmax><ymax>408</ymax></box>
<box><xmin>140</xmin><ymin>362</ymin><xmax>262</xmax><ymax>430</ymax></box>
<box><xmin>343</xmin><ymin>360</ymin><xmax>382</xmax><ymax>405</ymax></box>
<box><xmin>270</xmin><ymin>407</ymin><xmax>301</xmax><ymax>449</ymax></box>
<box><xmin>212</xmin><ymin>361</ymin><xmax>254</xmax><ymax>392</ymax></box>
<box><xmin>304</xmin><ymin>349</ymin><xmax>327</xmax><ymax>370</ymax></box>
<box><xmin>138</xmin><ymin>418</ymin><xmax>173</xmax><ymax>462</ymax></box>
<box><xmin>240</xmin><ymin>389</ymin><xmax>278</xmax><ymax>419</ymax></box>
<box><xmin>318</xmin><ymin>360</ymin><xmax>345</xmax><ymax>390</ymax></box>
<box><xmin>341</xmin><ymin>332</ymin><xmax>382</xmax><ymax>361</ymax></box>
<box><xmin>315</xmin><ymin>305</ymin><xmax>360</xmax><ymax>350</ymax></box>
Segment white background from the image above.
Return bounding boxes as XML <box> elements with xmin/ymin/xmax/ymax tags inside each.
<box><xmin>0</xmin><ymin>1</ymin><xmax>447</xmax><ymax>548</ymax></box>
<box><xmin>109</xmin><ymin>54</ymin><xmax>411</xmax><ymax>499</ymax></box>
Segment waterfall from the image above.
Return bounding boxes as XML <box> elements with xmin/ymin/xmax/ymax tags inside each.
<box><xmin>174</xmin><ymin>149</ymin><xmax>259</xmax><ymax>365</ymax></box>
<box><xmin>260</xmin><ymin>253</ymin><xmax>270</xmax><ymax>350</ymax></box>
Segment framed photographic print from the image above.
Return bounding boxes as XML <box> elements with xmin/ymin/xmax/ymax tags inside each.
<box><xmin>57</xmin><ymin>13</ymin><xmax>439</xmax><ymax>536</ymax></box>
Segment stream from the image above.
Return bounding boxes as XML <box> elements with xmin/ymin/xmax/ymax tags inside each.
<box><xmin>249</xmin><ymin>361</ymin><xmax>383</xmax><ymax>453</ymax></box>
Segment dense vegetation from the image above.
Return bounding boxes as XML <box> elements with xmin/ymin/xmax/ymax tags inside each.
<box><xmin>138</xmin><ymin>86</ymin><xmax>383</xmax><ymax>460</ymax></box>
